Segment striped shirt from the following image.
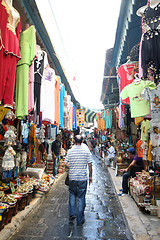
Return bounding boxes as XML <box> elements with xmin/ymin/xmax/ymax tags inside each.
<box><xmin>65</xmin><ymin>144</ymin><xmax>92</xmax><ymax>181</ymax></box>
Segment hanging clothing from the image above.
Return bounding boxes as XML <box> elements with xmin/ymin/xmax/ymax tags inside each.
<box><xmin>143</xmin><ymin>84</ymin><xmax>160</xmax><ymax>122</ymax></box>
<box><xmin>59</xmin><ymin>83</ymin><xmax>66</xmax><ymax>128</ymax></box>
<box><xmin>148</xmin><ymin>140</ymin><xmax>152</xmax><ymax>161</ymax></box>
<box><xmin>54</xmin><ymin>76</ymin><xmax>61</xmax><ymax>126</ymax></box>
<box><xmin>136</xmin><ymin>139</ymin><xmax>143</xmax><ymax>158</ymax></box>
<box><xmin>16</xmin><ymin>25</ymin><xmax>36</xmax><ymax>119</ymax></box>
<box><xmin>34</xmin><ymin>50</ymin><xmax>45</xmax><ymax>116</ymax></box>
<box><xmin>0</xmin><ymin>1</ymin><xmax>21</xmax><ymax>108</ymax></box>
<box><xmin>72</xmin><ymin>105</ymin><xmax>77</xmax><ymax>129</ymax></box>
<box><xmin>140</xmin><ymin>120</ymin><xmax>151</xmax><ymax>142</ymax></box>
<box><xmin>150</xmin><ymin>120</ymin><xmax>160</xmax><ymax>147</ymax></box>
<box><xmin>120</xmin><ymin>80</ymin><xmax>156</xmax><ymax>118</ymax></box>
<box><xmin>104</xmin><ymin>110</ymin><xmax>112</xmax><ymax>129</ymax></box>
<box><xmin>141</xmin><ymin>2</ymin><xmax>160</xmax><ymax>79</ymax></box>
<box><xmin>0</xmin><ymin>0</ymin><xmax>21</xmax><ymax>56</ymax></box>
<box><xmin>117</xmin><ymin>63</ymin><xmax>135</xmax><ymax>104</ymax></box>
<box><xmin>40</xmin><ymin>67</ymin><xmax>55</xmax><ymax>124</ymax></box>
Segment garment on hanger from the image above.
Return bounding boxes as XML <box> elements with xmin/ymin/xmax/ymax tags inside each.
<box><xmin>117</xmin><ymin>63</ymin><xmax>136</xmax><ymax>104</ymax></box>
<box><xmin>136</xmin><ymin>139</ymin><xmax>143</xmax><ymax>158</ymax></box>
<box><xmin>16</xmin><ymin>25</ymin><xmax>36</xmax><ymax>119</ymax></box>
<box><xmin>40</xmin><ymin>66</ymin><xmax>56</xmax><ymax>124</ymax></box>
<box><xmin>34</xmin><ymin>50</ymin><xmax>45</xmax><ymax>116</ymax></box>
<box><xmin>141</xmin><ymin>1</ymin><xmax>160</xmax><ymax>79</ymax></box>
<box><xmin>120</xmin><ymin>80</ymin><xmax>156</xmax><ymax>118</ymax></box>
<box><xmin>150</xmin><ymin>120</ymin><xmax>160</xmax><ymax>147</ymax></box>
<box><xmin>141</xmin><ymin>119</ymin><xmax>151</xmax><ymax>141</ymax></box>
<box><xmin>59</xmin><ymin>83</ymin><xmax>66</xmax><ymax>128</ymax></box>
<box><xmin>54</xmin><ymin>76</ymin><xmax>61</xmax><ymax>126</ymax></box>
<box><xmin>0</xmin><ymin>0</ymin><xmax>21</xmax><ymax>108</ymax></box>
<box><xmin>143</xmin><ymin>84</ymin><xmax>160</xmax><ymax>121</ymax></box>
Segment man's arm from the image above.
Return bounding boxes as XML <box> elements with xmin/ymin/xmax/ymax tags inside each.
<box><xmin>88</xmin><ymin>163</ymin><xmax>92</xmax><ymax>184</ymax></box>
<box><xmin>126</xmin><ymin>160</ymin><xmax>136</xmax><ymax>172</ymax></box>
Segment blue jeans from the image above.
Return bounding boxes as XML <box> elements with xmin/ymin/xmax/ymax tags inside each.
<box><xmin>122</xmin><ymin>171</ymin><xmax>131</xmax><ymax>194</ymax></box>
<box><xmin>69</xmin><ymin>180</ymin><xmax>87</xmax><ymax>224</ymax></box>
<box><xmin>53</xmin><ymin>155</ymin><xmax>60</xmax><ymax>176</ymax></box>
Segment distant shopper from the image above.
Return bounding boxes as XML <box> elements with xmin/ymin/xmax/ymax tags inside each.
<box><xmin>118</xmin><ymin>147</ymin><xmax>144</xmax><ymax>196</ymax></box>
<box><xmin>105</xmin><ymin>142</ymin><xmax>116</xmax><ymax>166</ymax></box>
<box><xmin>91</xmin><ymin>137</ymin><xmax>96</xmax><ymax>154</ymax></box>
<box><xmin>52</xmin><ymin>134</ymin><xmax>61</xmax><ymax>176</ymax></box>
<box><xmin>64</xmin><ymin>135</ymin><xmax>92</xmax><ymax>225</ymax></box>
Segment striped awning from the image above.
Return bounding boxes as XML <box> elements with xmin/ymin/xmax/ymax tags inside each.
<box><xmin>82</xmin><ymin>107</ymin><xmax>96</xmax><ymax>123</ymax></box>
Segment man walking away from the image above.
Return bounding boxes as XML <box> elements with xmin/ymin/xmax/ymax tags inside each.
<box><xmin>64</xmin><ymin>135</ymin><xmax>92</xmax><ymax>226</ymax></box>
<box><xmin>52</xmin><ymin>134</ymin><xmax>61</xmax><ymax>176</ymax></box>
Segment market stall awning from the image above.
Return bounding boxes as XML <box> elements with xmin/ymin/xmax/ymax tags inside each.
<box><xmin>101</xmin><ymin>49</ymin><xmax>119</xmax><ymax>108</ymax></box>
<box><xmin>20</xmin><ymin>0</ymin><xmax>80</xmax><ymax>108</ymax></box>
<box><xmin>110</xmin><ymin>0</ymin><xmax>146</xmax><ymax>68</ymax></box>
<box><xmin>81</xmin><ymin>107</ymin><xmax>96</xmax><ymax>123</ymax></box>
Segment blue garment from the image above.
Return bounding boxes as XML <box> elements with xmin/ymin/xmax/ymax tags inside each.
<box><xmin>59</xmin><ymin>83</ymin><xmax>66</xmax><ymax>128</ymax></box>
<box><xmin>104</xmin><ymin>110</ymin><xmax>112</xmax><ymax>129</ymax></box>
<box><xmin>69</xmin><ymin>180</ymin><xmax>87</xmax><ymax>224</ymax></box>
<box><xmin>72</xmin><ymin>105</ymin><xmax>77</xmax><ymax>129</ymax></box>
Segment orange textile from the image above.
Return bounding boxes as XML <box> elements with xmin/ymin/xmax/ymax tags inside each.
<box><xmin>54</xmin><ymin>76</ymin><xmax>61</xmax><ymax>126</ymax></box>
<box><xmin>148</xmin><ymin>140</ymin><xmax>152</xmax><ymax>162</ymax></box>
<box><xmin>96</xmin><ymin>113</ymin><xmax>105</xmax><ymax>130</ymax></box>
<box><xmin>136</xmin><ymin>140</ymin><xmax>143</xmax><ymax>158</ymax></box>
<box><xmin>135</xmin><ymin>117</ymin><xmax>144</xmax><ymax>126</ymax></box>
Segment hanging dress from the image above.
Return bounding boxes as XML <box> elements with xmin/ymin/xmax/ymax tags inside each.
<box><xmin>141</xmin><ymin>2</ymin><xmax>160</xmax><ymax>79</ymax></box>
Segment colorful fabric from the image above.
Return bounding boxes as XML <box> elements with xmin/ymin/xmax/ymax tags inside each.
<box><xmin>148</xmin><ymin>140</ymin><xmax>152</xmax><ymax>162</ymax></box>
<box><xmin>0</xmin><ymin>0</ymin><xmax>21</xmax><ymax>57</ymax></box>
<box><xmin>117</xmin><ymin>63</ymin><xmax>135</xmax><ymax>104</ymax></box>
<box><xmin>143</xmin><ymin>85</ymin><xmax>160</xmax><ymax>122</ymax></box>
<box><xmin>59</xmin><ymin>83</ymin><xmax>66</xmax><ymax>128</ymax></box>
<box><xmin>140</xmin><ymin>120</ymin><xmax>150</xmax><ymax>142</ymax></box>
<box><xmin>120</xmin><ymin>80</ymin><xmax>156</xmax><ymax>118</ymax></box>
<box><xmin>104</xmin><ymin>110</ymin><xmax>112</xmax><ymax>129</ymax></box>
<box><xmin>136</xmin><ymin>140</ymin><xmax>143</xmax><ymax>158</ymax></box>
<box><xmin>16</xmin><ymin>26</ymin><xmax>36</xmax><ymax>119</ymax></box>
<box><xmin>29</xmin><ymin>123</ymin><xmax>36</xmax><ymax>165</ymax></box>
<box><xmin>150</xmin><ymin>120</ymin><xmax>160</xmax><ymax>147</ymax></box>
<box><xmin>0</xmin><ymin>48</ymin><xmax>18</xmax><ymax>108</ymax></box>
<box><xmin>54</xmin><ymin>76</ymin><xmax>61</xmax><ymax>126</ymax></box>
<box><xmin>72</xmin><ymin>105</ymin><xmax>77</xmax><ymax>129</ymax></box>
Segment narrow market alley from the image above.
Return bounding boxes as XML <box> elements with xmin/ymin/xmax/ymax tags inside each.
<box><xmin>9</xmin><ymin>155</ymin><xmax>132</xmax><ymax>240</ymax></box>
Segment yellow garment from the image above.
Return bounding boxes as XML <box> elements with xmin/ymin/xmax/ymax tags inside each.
<box><xmin>0</xmin><ymin>106</ymin><xmax>10</xmax><ymax>122</ymax></box>
<box><xmin>96</xmin><ymin>113</ymin><xmax>105</xmax><ymax>130</ymax></box>
<box><xmin>148</xmin><ymin>140</ymin><xmax>152</xmax><ymax>162</ymax></box>
<box><xmin>135</xmin><ymin>117</ymin><xmax>144</xmax><ymax>125</ymax></box>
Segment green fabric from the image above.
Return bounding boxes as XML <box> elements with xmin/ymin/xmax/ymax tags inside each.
<box><xmin>15</xmin><ymin>25</ymin><xmax>35</xmax><ymax>119</ymax></box>
<box><xmin>16</xmin><ymin>64</ymin><xmax>29</xmax><ymax>119</ymax></box>
<box><xmin>140</xmin><ymin>120</ymin><xmax>150</xmax><ymax>141</ymax></box>
<box><xmin>120</xmin><ymin>80</ymin><xmax>156</xmax><ymax>118</ymax></box>
<box><xmin>17</xmin><ymin>25</ymin><xmax>35</xmax><ymax>66</ymax></box>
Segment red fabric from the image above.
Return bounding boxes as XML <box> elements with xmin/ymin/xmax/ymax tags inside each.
<box><xmin>0</xmin><ymin>48</ymin><xmax>18</xmax><ymax>107</ymax></box>
<box><xmin>0</xmin><ymin>0</ymin><xmax>21</xmax><ymax>58</ymax></box>
<box><xmin>117</xmin><ymin>63</ymin><xmax>135</xmax><ymax>104</ymax></box>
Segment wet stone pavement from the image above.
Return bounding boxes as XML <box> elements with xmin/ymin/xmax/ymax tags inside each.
<box><xmin>9</xmin><ymin>155</ymin><xmax>132</xmax><ymax>240</ymax></box>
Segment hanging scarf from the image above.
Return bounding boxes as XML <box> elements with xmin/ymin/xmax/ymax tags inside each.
<box><xmin>28</xmin><ymin>123</ymin><xmax>36</xmax><ymax>165</ymax></box>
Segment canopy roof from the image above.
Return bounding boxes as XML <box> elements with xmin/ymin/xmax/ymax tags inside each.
<box><xmin>110</xmin><ymin>0</ymin><xmax>146</xmax><ymax>68</ymax></box>
<box><xmin>19</xmin><ymin>0</ymin><xmax>79</xmax><ymax>108</ymax></box>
